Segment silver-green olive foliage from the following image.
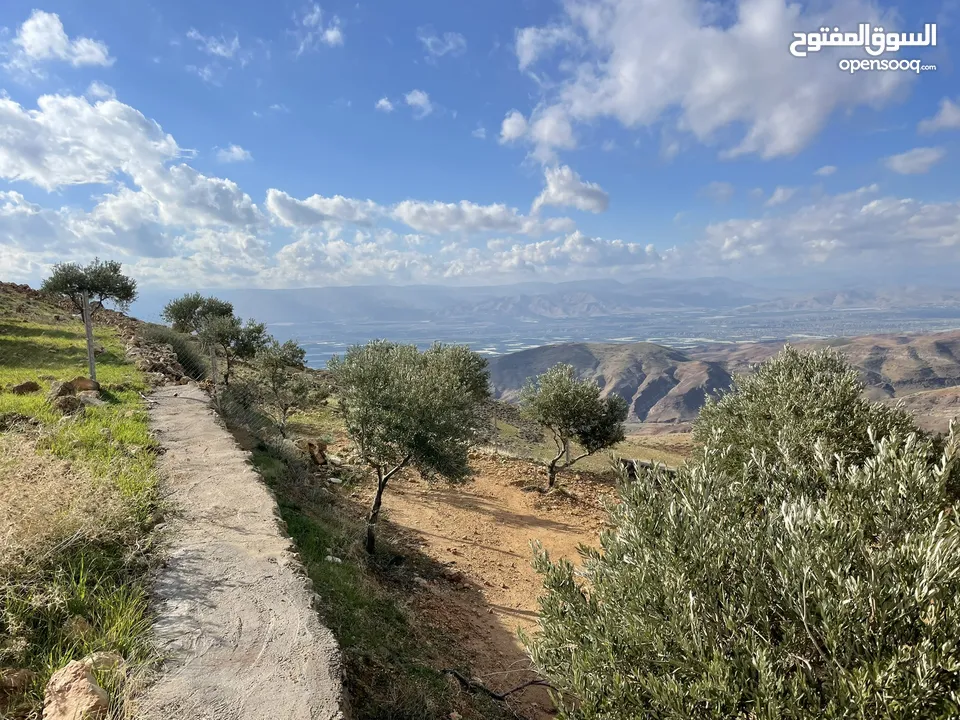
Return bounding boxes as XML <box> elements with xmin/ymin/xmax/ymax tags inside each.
<box><xmin>329</xmin><ymin>341</ymin><xmax>491</xmax><ymax>553</ymax></box>
<box><xmin>520</xmin><ymin>363</ymin><xmax>628</xmax><ymax>487</ymax></box>
<box><xmin>527</xmin><ymin>348</ymin><xmax>960</xmax><ymax>719</ymax></box>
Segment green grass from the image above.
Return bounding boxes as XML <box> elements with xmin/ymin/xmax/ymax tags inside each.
<box><xmin>0</xmin><ymin>316</ymin><xmax>159</xmax><ymax>718</ymax></box>
<box><xmin>246</xmin><ymin>440</ymin><xmax>510</xmax><ymax>720</ymax></box>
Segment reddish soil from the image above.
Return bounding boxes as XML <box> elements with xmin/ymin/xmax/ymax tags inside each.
<box><xmin>372</xmin><ymin>452</ymin><xmax>616</xmax><ymax>719</ymax></box>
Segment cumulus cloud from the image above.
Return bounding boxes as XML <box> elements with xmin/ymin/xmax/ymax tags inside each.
<box><xmin>417</xmin><ymin>27</ymin><xmax>467</xmax><ymax>59</ymax></box>
<box><xmin>532</xmin><ymin>165</ymin><xmax>609</xmax><ymax>214</ymax></box>
<box><xmin>375</xmin><ymin>97</ymin><xmax>394</xmax><ymax>112</ymax></box>
<box><xmin>5</xmin><ymin>10</ymin><xmax>113</xmax><ymax>72</ymax></box>
<box><xmin>472</xmin><ymin>125</ymin><xmax>486</xmax><ymax>140</ymax></box>
<box><xmin>500</xmin><ymin>110</ymin><xmax>528</xmax><ymax>144</ymax></box>
<box><xmin>515</xmin><ymin>25</ymin><xmax>576</xmax><ymax>71</ymax></box>
<box><xmin>294</xmin><ymin>4</ymin><xmax>343</xmax><ymax>55</ymax></box>
<box><xmin>695</xmin><ymin>185</ymin><xmax>960</xmax><ymax>270</ymax></box>
<box><xmin>266</xmin><ymin>189</ymin><xmax>381</xmax><ymax>227</ymax></box>
<box><xmin>765</xmin><ymin>186</ymin><xmax>797</xmax><ymax>207</ymax></box>
<box><xmin>507</xmin><ymin>0</ymin><xmax>909</xmax><ymax>161</ymax></box>
<box><xmin>404</xmin><ymin>89</ymin><xmax>433</xmax><ymax>119</ymax></box>
<box><xmin>884</xmin><ymin>147</ymin><xmax>946</xmax><ymax>175</ymax></box>
<box><xmin>815</xmin><ymin>165</ymin><xmax>838</xmax><ymax>176</ymax></box>
<box><xmin>918</xmin><ymin>98</ymin><xmax>960</xmax><ymax>134</ymax></box>
<box><xmin>216</xmin><ymin>144</ymin><xmax>253</xmax><ymax>163</ymax></box>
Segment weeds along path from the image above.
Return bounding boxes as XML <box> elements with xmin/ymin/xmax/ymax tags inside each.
<box><xmin>138</xmin><ymin>384</ymin><xmax>348</xmax><ymax>720</ymax></box>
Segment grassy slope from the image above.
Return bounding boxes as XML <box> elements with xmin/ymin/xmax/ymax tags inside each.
<box><xmin>0</xmin><ymin>291</ymin><xmax>158</xmax><ymax>717</ymax></box>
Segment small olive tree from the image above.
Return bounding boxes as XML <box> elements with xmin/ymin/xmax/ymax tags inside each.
<box><xmin>252</xmin><ymin>339</ymin><xmax>329</xmax><ymax>437</ymax></box>
<box><xmin>41</xmin><ymin>258</ymin><xmax>138</xmax><ymax>314</ymax></box>
<box><xmin>520</xmin><ymin>363</ymin><xmax>628</xmax><ymax>488</ymax></box>
<box><xmin>328</xmin><ymin>341</ymin><xmax>490</xmax><ymax>554</ymax></box>
<box><xmin>198</xmin><ymin>314</ymin><xmax>268</xmax><ymax>386</ymax></box>
<box><xmin>526</xmin><ymin>347</ymin><xmax>960</xmax><ymax>719</ymax></box>
<box><xmin>162</xmin><ymin>292</ymin><xmax>235</xmax><ymax>334</ymax></box>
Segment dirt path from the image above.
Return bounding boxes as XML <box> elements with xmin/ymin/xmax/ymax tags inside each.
<box><xmin>138</xmin><ymin>384</ymin><xmax>348</xmax><ymax>720</ymax></box>
<box><xmin>378</xmin><ymin>453</ymin><xmax>615</xmax><ymax>719</ymax></box>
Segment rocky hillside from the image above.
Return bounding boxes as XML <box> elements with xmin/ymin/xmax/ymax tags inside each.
<box><xmin>687</xmin><ymin>330</ymin><xmax>960</xmax><ymax>400</ymax></box>
<box><xmin>487</xmin><ymin>342</ymin><xmax>732</xmax><ymax>423</ymax></box>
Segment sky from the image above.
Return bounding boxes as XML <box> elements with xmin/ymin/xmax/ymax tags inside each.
<box><xmin>0</xmin><ymin>0</ymin><xmax>958</xmax><ymax>291</ymax></box>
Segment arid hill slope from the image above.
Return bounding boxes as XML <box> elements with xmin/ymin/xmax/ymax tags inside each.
<box><xmin>687</xmin><ymin>330</ymin><xmax>960</xmax><ymax>399</ymax></box>
<box><xmin>487</xmin><ymin>342</ymin><xmax>732</xmax><ymax>423</ymax></box>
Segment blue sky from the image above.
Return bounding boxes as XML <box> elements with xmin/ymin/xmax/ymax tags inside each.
<box><xmin>0</xmin><ymin>0</ymin><xmax>958</xmax><ymax>289</ymax></box>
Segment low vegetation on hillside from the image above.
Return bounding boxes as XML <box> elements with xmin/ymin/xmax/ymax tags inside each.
<box><xmin>0</xmin><ymin>285</ymin><xmax>159</xmax><ymax>718</ymax></box>
<box><xmin>527</xmin><ymin>347</ymin><xmax>960</xmax><ymax>719</ymax></box>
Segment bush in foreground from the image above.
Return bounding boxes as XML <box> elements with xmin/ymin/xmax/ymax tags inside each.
<box><xmin>526</xmin><ymin>348</ymin><xmax>960</xmax><ymax>719</ymax></box>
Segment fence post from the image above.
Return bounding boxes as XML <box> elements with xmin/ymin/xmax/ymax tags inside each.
<box><xmin>82</xmin><ymin>291</ymin><xmax>97</xmax><ymax>382</ymax></box>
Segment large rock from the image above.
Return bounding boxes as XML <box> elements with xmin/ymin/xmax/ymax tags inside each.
<box><xmin>78</xmin><ymin>391</ymin><xmax>106</xmax><ymax>408</ymax></box>
<box><xmin>52</xmin><ymin>396</ymin><xmax>82</xmax><ymax>415</ymax></box>
<box><xmin>10</xmin><ymin>380</ymin><xmax>40</xmax><ymax>395</ymax></box>
<box><xmin>69</xmin><ymin>378</ymin><xmax>100</xmax><ymax>393</ymax></box>
<box><xmin>47</xmin><ymin>381</ymin><xmax>75</xmax><ymax>402</ymax></box>
<box><xmin>0</xmin><ymin>667</ymin><xmax>37</xmax><ymax>694</ymax></box>
<box><xmin>42</xmin><ymin>660</ymin><xmax>109</xmax><ymax>720</ymax></box>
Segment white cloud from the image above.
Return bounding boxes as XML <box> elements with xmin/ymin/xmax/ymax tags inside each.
<box><xmin>216</xmin><ymin>144</ymin><xmax>253</xmax><ymax>163</ymax></box>
<box><xmin>85</xmin><ymin>82</ymin><xmax>116</xmax><ymax>100</ymax></box>
<box><xmin>0</xmin><ymin>94</ymin><xmax>179</xmax><ymax>191</ymax></box>
<box><xmin>500</xmin><ymin>110</ymin><xmax>528</xmax><ymax>144</ymax></box>
<box><xmin>472</xmin><ymin>125</ymin><xmax>487</xmax><ymax>140</ymax></box>
<box><xmin>266</xmin><ymin>189</ymin><xmax>381</xmax><ymax>227</ymax></box>
<box><xmin>294</xmin><ymin>4</ymin><xmax>344</xmax><ymax>55</ymax></box>
<box><xmin>5</xmin><ymin>10</ymin><xmax>113</xmax><ymax>72</ymax></box>
<box><xmin>417</xmin><ymin>28</ymin><xmax>467</xmax><ymax>59</ymax></box>
<box><xmin>270</xmin><ymin>103</ymin><xmax>291</xmax><ymax>113</ymax></box>
<box><xmin>695</xmin><ymin>185</ymin><xmax>960</xmax><ymax>270</ymax></box>
<box><xmin>404</xmin><ymin>89</ymin><xmax>433</xmax><ymax>119</ymax></box>
<box><xmin>509</xmin><ymin>0</ymin><xmax>909</xmax><ymax>161</ymax></box>
<box><xmin>918</xmin><ymin>98</ymin><xmax>960</xmax><ymax>134</ymax></box>
<box><xmin>515</xmin><ymin>25</ymin><xmax>576</xmax><ymax>71</ymax></box>
<box><xmin>701</xmin><ymin>181</ymin><xmax>735</xmax><ymax>203</ymax></box>
<box><xmin>186</xmin><ymin>28</ymin><xmax>242</xmax><ymax>60</ymax></box>
<box><xmin>765</xmin><ymin>186</ymin><xmax>797</xmax><ymax>207</ymax></box>
<box><xmin>375</xmin><ymin>97</ymin><xmax>394</xmax><ymax>113</ymax></box>
<box><xmin>815</xmin><ymin>165</ymin><xmax>837</xmax><ymax>176</ymax></box>
<box><xmin>884</xmin><ymin>147</ymin><xmax>946</xmax><ymax>175</ymax></box>
<box><xmin>532</xmin><ymin>165</ymin><xmax>609</xmax><ymax>214</ymax></box>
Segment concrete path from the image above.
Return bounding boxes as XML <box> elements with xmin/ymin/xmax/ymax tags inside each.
<box><xmin>138</xmin><ymin>384</ymin><xmax>348</xmax><ymax>720</ymax></box>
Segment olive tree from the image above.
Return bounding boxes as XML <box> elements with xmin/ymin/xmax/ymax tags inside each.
<box><xmin>328</xmin><ymin>341</ymin><xmax>490</xmax><ymax>554</ymax></box>
<box><xmin>526</xmin><ymin>347</ymin><xmax>960</xmax><ymax>719</ymax></box>
<box><xmin>162</xmin><ymin>292</ymin><xmax>234</xmax><ymax>334</ymax></box>
<box><xmin>41</xmin><ymin>258</ymin><xmax>138</xmax><ymax>314</ymax></box>
<box><xmin>198</xmin><ymin>314</ymin><xmax>268</xmax><ymax>386</ymax></box>
<box><xmin>252</xmin><ymin>339</ymin><xmax>329</xmax><ymax>437</ymax></box>
<box><xmin>520</xmin><ymin>363</ymin><xmax>628</xmax><ymax>488</ymax></box>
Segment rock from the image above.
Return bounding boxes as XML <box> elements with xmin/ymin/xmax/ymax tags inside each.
<box><xmin>47</xmin><ymin>381</ymin><xmax>75</xmax><ymax>402</ymax></box>
<box><xmin>0</xmin><ymin>667</ymin><xmax>37</xmax><ymax>693</ymax></box>
<box><xmin>81</xmin><ymin>652</ymin><xmax>124</xmax><ymax>673</ymax></box>
<box><xmin>69</xmin><ymin>377</ymin><xmax>100</xmax><ymax>393</ymax></box>
<box><xmin>10</xmin><ymin>380</ymin><xmax>40</xmax><ymax>395</ymax></box>
<box><xmin>327</xmin><ymin>477</ymin><xmax>342</xmax><ymax>485</ymax></box>
<box><xmin>52</xmin><ymin>396</ymin><xmax>82</xmax><ymax>415</ymax></box>
<box><xmin>177</xmin><ymin>377</ymin><xmax>189</xmax><ymax>385</ymax></box>
<box><xmin>326</xmin><ymin>454</ymin><xmax>343</xmax><ymax>467</ymax></box>
<box><xmin>78</xmin><ymin>391</ymin><xmax>106</xmax><ymax>408</ymax></box>
<box><xmin>324</xmin><ymin>555</ymin><xmax>342</xmax><ymax>564</ymax></box>
<box><xmin>52</xmin><ymin>314</ymin><xmax>62</xmax><ymax>321</ymax></box>
<box><xmin>42</xmin><ymin>660</ymin><xmax>109</xmax><ymax>720</ymax></box>
<box><xmin>93</xmin><ymin>346</ymin><xmax>105</xmax><ymax>357</ymax></box>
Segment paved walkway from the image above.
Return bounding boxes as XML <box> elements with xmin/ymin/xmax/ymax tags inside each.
<box><xmin>138</xmin><ymin>384</ymin><xmax>348</xmax><ymax>720</ymax></box>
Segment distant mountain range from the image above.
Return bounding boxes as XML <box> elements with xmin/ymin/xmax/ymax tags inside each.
<box><xmin>488</xmin><ymin>342</ymin><xmax>733</xmax><ymax>424</ymax></box>
<box><xmin>487</xmin><ymin>330</ymin><xmax>960</xmax><ymax>427</ymax></box>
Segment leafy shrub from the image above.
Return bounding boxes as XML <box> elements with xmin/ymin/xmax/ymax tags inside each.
<box><xmin>139</xmin><ymin>325</ymin><xmax>209</xmax><ymax>379</ymax></box>
<box><xmin>526</xmin><ymin>347</ymin><xmax>960</xmax><ymax>719</ymax></box>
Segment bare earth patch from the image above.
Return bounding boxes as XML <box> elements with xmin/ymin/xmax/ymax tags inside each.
<box><xmin>362</xmin><ymin>453</ymin><xmax>615</xmax><ymax>719</ymax></box>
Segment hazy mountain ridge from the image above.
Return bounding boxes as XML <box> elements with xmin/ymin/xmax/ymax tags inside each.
<box><xmin>489</xmin><ymin>330</ymin><xmax>960</xmax><ymax>427</ymax></box>
<box><xmin>488</xmin><ymin>342</ymin><xmax>733</xmax><ymax>424</ymax></box>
